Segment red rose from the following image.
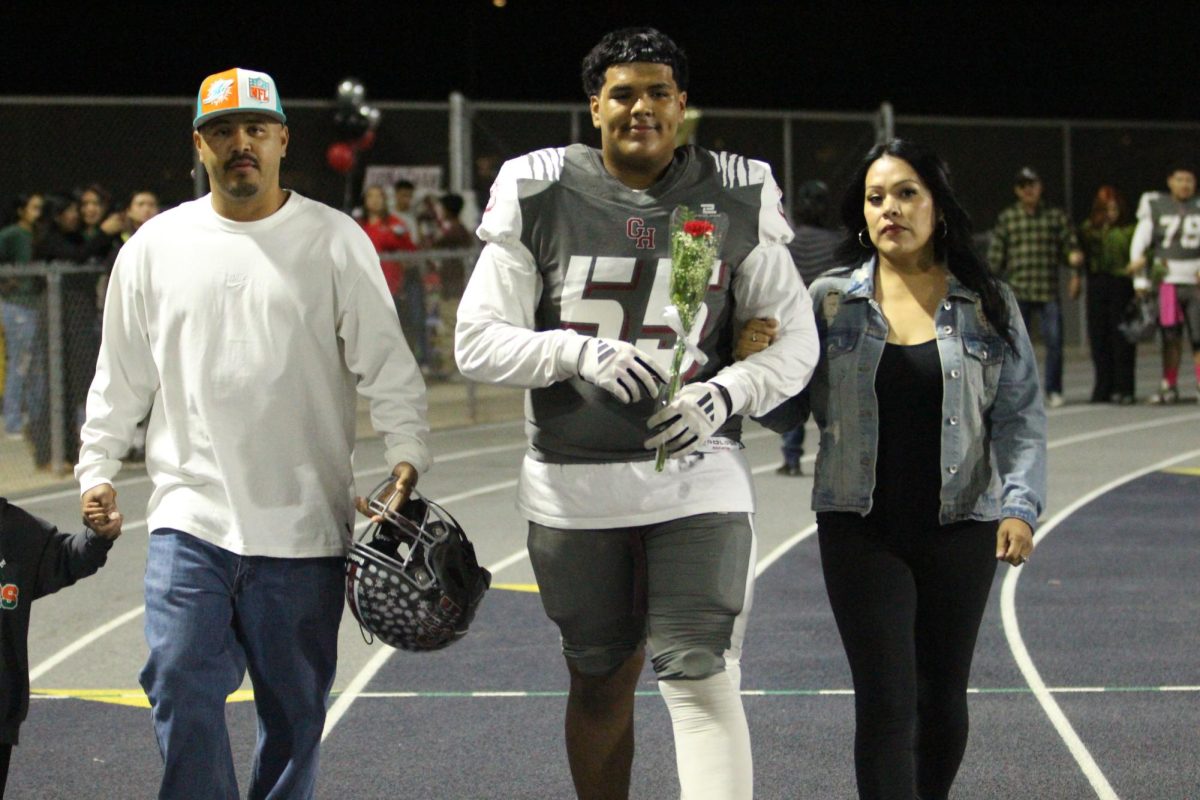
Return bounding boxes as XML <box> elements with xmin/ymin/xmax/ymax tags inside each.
<box><xmin>683</xmin><ymin>219</ymin><xmax>715</xmax><ymax>237</ymax></box>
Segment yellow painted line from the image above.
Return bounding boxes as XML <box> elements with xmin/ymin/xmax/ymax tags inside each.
<box><xmin>32</xmin><ymin>689</ymin><xmax>256</xmax><ymax>708</ymax></box>
<box><xmin>1163</xmin><ymin>467</ymin><xmax>1200</xmax><ymax>476</ymax></box>
<box><xmin>491</xmin><ymin>582</ymin><xmax>540</xmax><ymax>593</ymax></box>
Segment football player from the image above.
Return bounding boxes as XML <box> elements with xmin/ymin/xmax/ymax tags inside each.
<box><xmin>1129</xmin><ymin>165</ymin><xmax>1200</xmax><ymax>403</ymax></box>
<box><xmin>455</xmin><ymin>27</ymin><xmax>818</xmax><ymax>800</ymax></box>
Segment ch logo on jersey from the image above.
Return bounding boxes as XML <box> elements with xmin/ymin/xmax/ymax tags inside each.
<box><xmin>1</xmin><ymin>584</ymin><xmax>18</xmax><ymax>610</ymax></box>
<box><xmin>626</xmin><ymin>217</ymin><xmax>656</xmax><ymax>250</ymax></box>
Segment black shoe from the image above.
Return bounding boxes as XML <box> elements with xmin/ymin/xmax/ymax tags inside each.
<box><xmin>776</xmin><ymin>463</ymin><xmax>802</xmax><ymax>477</ymax></box>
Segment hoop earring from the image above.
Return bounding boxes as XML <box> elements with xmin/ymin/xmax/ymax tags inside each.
<box><xmin>938</xmin><ymin>219</ymin><xmax>948</xmax><ymax>239</ymax></box>
<box><xmin>858</xmin><ymin>227</ymin><xmax>872</xmax><ymax>249</ymax></box>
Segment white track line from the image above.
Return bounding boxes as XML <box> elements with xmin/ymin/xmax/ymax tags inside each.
<box><xmin>1047</xmin><ymin>412</ymin><xmax>1200</xmax><ymax>450</ymax></box>
<box><xmin>28</xmin><ymin>604</ymin><xmax>147</xmax><ymax>683</ymax></box>
<box><xmin>322</xmin><ymin>479</ymin><xmax>522</xmax><ymax>740</ymax></box>
<box><xmin>756</xmin><ymin>524</ymin><xmax>817</xmax><ymax>576</ymax></box>
<box><xmin>322</xmin><ymin>544</ymin><xmax>524</xmax><ymax>740</ymax></box>
<box><xmin>321</xmin><ymin>683</ymin><xmax>1200</xmax><ymax>701</ymax></box>
<box><xmin>28</xmin><ymin>478</ymin><xmax>519</xmax><ymax>687</ymax></box>
<box><xmin>28</xmin><ymin>518</ymin><xmax>148</xmax><ymax>682</ymax></box>
<box><xmin>1001</xmin><ymin>446</ymin><xmax>1200</xmax><ymax>800</ymax></box>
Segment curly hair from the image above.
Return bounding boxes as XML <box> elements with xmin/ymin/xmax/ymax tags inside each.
<box><xmin>580</xmin><ymin>27</ymin><xmax>688</xmax><ymax>98</ymax></box>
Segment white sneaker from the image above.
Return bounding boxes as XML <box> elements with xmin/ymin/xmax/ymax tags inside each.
<box><xmin>1047</xmin><ymin>392</ymin><xmax>1065</xmax><ymax>408</ymax></box>
<box><xmin>1148</xmin><ymin>385</ymin><xmax>1179</xmax><ymax>405</ymax></box>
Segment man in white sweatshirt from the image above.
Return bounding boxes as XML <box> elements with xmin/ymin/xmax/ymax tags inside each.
<box><xmin>75</xmin><ymin>68</ymin><xmax>430</xmax><ymax>800</ymax></box>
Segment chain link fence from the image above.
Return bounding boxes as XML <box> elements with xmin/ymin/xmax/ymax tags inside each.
<box><xmin>0</xmin><ymin>263</ymin><xmax>105</xmax><ymax>491</ymax></box>
<box><xmin>2</xmin><ymin>94</ymin><xmax>1199</xmax><ymax>493</ymax></box>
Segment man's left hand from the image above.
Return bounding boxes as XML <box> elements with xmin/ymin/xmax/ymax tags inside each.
<box><xmin>354</xmin><ymin>462</ymin><xmax>419</xmax><ymax>521</ymax></box>
<box><xmin>645</xmin><ymin>382</ymin><xmax>731</xmax><ymax>459</ymax></box>
<box><xmin>81</xmin><ymin>484</ymin><xmax>123</xmax><ymax>540</ymax></box>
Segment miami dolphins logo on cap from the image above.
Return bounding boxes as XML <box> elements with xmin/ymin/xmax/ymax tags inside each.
<box><xmin>202</xmin><ymin>78</ymin><xmax>235</xmax><ymax>108</ymax></box>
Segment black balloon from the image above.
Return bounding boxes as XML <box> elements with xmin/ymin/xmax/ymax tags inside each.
<box><xmin>334</xmin><ymin>107</ymin><xmax>370</xmax><ymax>138</ymax></box>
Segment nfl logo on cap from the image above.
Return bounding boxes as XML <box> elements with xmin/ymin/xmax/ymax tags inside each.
<box><xmin>249</xmin><ymin>76</ymin><xmax>270</xmax><ymax>102</ymax></box>
<box><xmin>194</xmin><ymin>67</ymin><xmax>287</xmax><ymax>129</ymax></box>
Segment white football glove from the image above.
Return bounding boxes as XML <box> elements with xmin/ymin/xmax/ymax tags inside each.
<box><xmin>644</xmin><ymin>382</ymin><xmax>732</xmax><ymax>459</ymax></box>
<box><xmin>577</xmin><ymin>338</ymin><xmax>667</xmax><ymax>404</ymax></box>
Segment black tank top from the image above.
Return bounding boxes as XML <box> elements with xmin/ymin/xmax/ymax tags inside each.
<box><xmin>868</xmin><ymin>339</ymin><xmax>944</xmax><ymax>533</ymax></box>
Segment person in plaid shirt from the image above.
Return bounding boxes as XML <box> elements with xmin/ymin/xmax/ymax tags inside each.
<box><xmin>988</xmin><ymin>167</ymin><xmax>1084</xmax><ymax>407</ymax></box>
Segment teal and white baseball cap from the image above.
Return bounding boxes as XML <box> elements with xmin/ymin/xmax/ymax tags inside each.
<box><xmin>194</xmin><ymin>67</ymin><xmax>287</xmax><ymax>129</ymax></box>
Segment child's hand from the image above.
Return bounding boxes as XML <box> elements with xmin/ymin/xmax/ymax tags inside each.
<box><xmin>82</xmin><ymin>485</ymin><xmax>123</xmax><ymax>541</ymax></box>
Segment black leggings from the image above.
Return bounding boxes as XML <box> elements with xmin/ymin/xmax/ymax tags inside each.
<box><xmin>1</xmin><ymin>741</ymin><xmax>11</xmax><ymax>798</ymax></box>
<box><xmin>818</xmin><ymin>513</ymin><xmax>998</xmax><ymax>800</ymax></box>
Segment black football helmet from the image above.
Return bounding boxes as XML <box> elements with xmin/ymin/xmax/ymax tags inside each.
<box><xmin>346</xmin><ymin>478</ymin><xmax>491</xmax><ymax>652</ymax></box>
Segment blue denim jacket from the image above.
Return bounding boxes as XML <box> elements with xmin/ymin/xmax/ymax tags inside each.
<box><xmin>805</xmin><ymin>259</ymin><xmax>1046</xmax><ymax>530</ymax></box>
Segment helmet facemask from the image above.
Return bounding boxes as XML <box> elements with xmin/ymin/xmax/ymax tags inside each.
<box><xmin>345</xmin><ymin>478</ymin><xmax>491</xmax><ymax>652</ymax></box>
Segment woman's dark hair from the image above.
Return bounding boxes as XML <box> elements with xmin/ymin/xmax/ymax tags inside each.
<box><xmin>7</xmin><ymin>193</ymin><xmax>39</xmax><ymax>225</ymax></box>
<box><xmin>581</xmin><ymin>27</ymin><xmax>688</xmax><ymax>97</ymax></box>
<box><xmin>834</xmin><ymin>138</ymin><xmax>1016</xmax><ymax>350</ymax></box>
<box><xmin>42</xmin><ymin>193</ymin><xmax>78</xmax><ymax>227</ymax></box>
<box><xmin>74</xmin><ymin>182</ymin><xmax>112</xmax><ymax>209</ymax></box>
<box><xmin>125</xmin><ymin>188</ymin><xmax>159</xmax><ymax>209</ymax></box>
<box><xmin>440</xmin><ymin>192</ymin><xmax>465</xmax><ymax>217</ymax></box>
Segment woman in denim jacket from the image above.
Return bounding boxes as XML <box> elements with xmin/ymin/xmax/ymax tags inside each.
<box><xmin>744</xmin><ymin>139</ymin><xmax>1045</xmax><ymax>799</ymax></box>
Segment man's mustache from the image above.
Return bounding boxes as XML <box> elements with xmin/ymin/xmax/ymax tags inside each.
<box><xmin>225</xmin><ymin>154</ymin><xmax>259</xmax><ymax>170</ymax></box>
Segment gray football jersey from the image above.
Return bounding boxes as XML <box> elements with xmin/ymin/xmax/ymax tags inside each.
<box><xmin>486</xmin><ymin>144</ymin><xmax>791</xmax><ymax>464</ymax></box>
<box><xmin>1146</xmin><ymin>195</ymin><xmax>1200</xmax><ymax>260</ymax></box>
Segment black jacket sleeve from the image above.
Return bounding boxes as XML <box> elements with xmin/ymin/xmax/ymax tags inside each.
<box><xmin>29</xmin><ymin>516</ymin><xmax>112</xmax><ymax>602</ymax></box>
<box><xmin>750</xmin><ymin>392</ymin><xmax>810</xmax><ymax>434</ymax></box>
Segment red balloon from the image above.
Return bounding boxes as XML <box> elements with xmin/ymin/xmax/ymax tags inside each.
<box><xmin>356</xmin><ymin>130</ymin><xmax>377</xmax><ymax>151</ymax></box>
<box><xmin>326</xmin><ymin>142</ymin><xmax>355</xmax><ymax>174</ymax></box>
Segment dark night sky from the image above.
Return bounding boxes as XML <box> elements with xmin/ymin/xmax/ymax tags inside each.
<box><xmin>1</xmin><ymin>0</ymin><xmax>1196</xmax><ymax>123</ymax></box>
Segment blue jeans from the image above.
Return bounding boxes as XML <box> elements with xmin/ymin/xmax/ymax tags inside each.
<box><xmin>1018</xmin><ymin>299</ymin><xmax>1063</xmax><ymax>394</ymax></box>
<box><xmin>395</xmin><ymin>267</ymin><xmax>428</xmax><ymax>365</ymax></box>
<box><xmin>1</xmin><ymin>301</ymin><xmax>38</xmax><ymax>433</ymax></box>
<box><xmin>140</xmin><ymin>529</ymin><xmax>344</xmax><ymax>800</ymax></box>
<box><xmin>780</xmin><ymin>426</ymin><xmax>806</xmax><ymax>466</ymax></box>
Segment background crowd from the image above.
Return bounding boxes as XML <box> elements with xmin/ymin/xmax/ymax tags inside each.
<box><xmin>0</xmin><ymin>160</ymin><xmax>1194</xmax><ymax>477</ymax></box>
<box><xmin>0</xmin><ymin>181</ymin><xmax>481</xmax><ymax>472</ymax></box>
